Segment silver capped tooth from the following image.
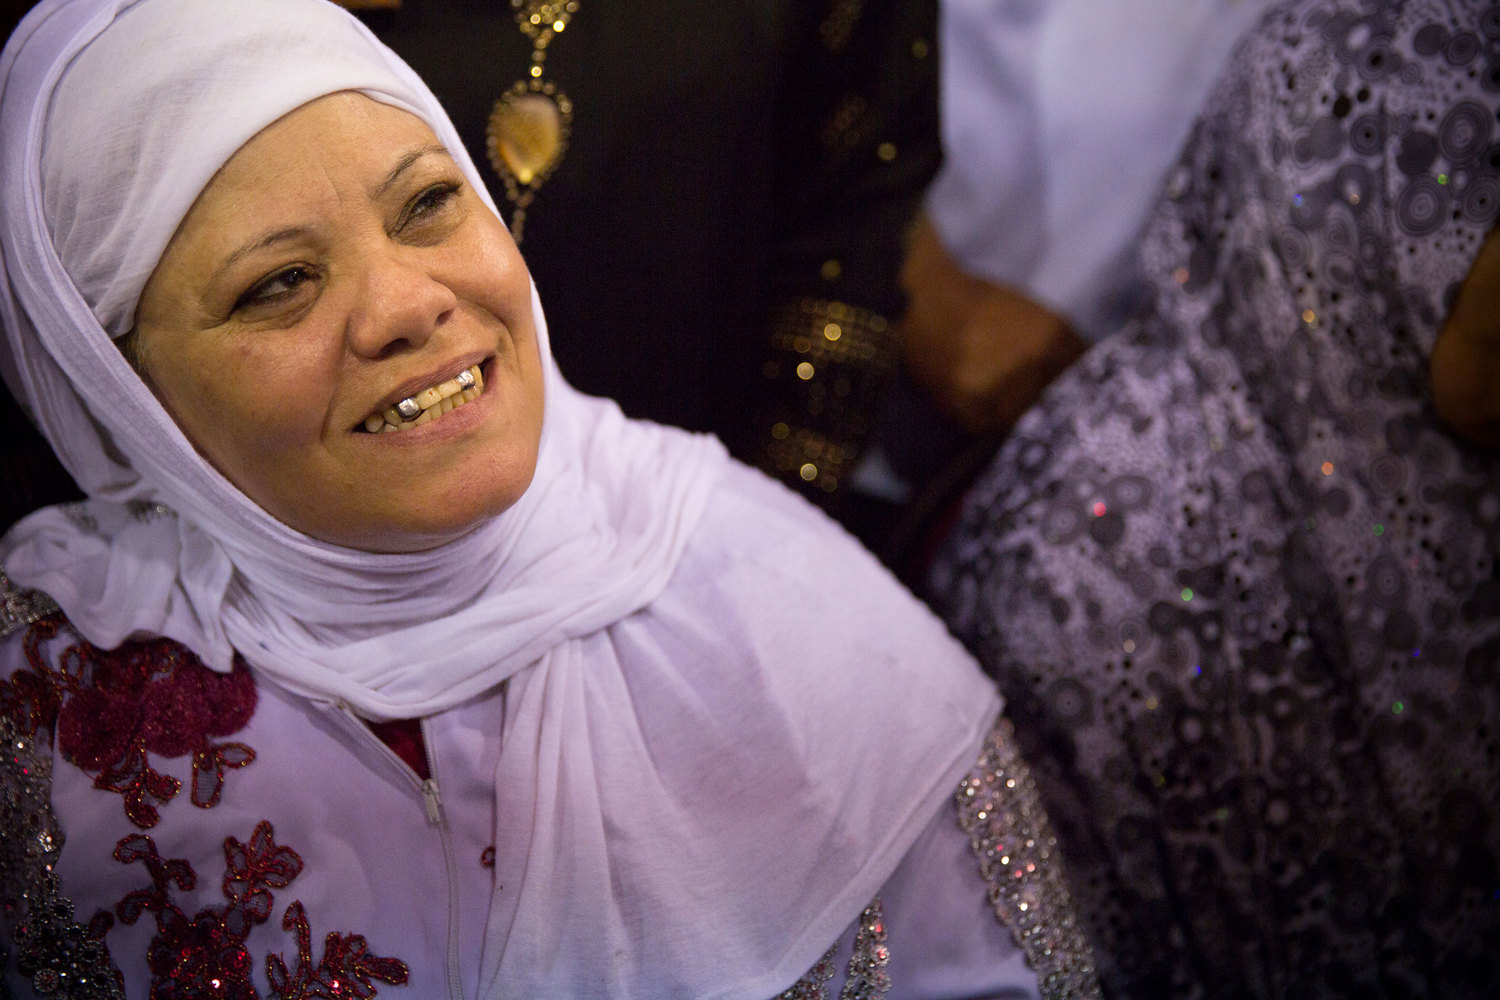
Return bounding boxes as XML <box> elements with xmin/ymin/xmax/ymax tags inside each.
<box><xmin>396</xmin><ymin>397</ymin><xmax>422</xmax><ymax>420</ymax></box>
<box><xmin>455</xmin><ymin>368</ymin><xmax>476</xmax><ymax>390</ymax></box>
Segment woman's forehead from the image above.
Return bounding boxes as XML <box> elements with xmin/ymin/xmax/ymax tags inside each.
<box><xmin>180</xmin><ymin>95</ymin><xmax>448</xmax><ymax>240</ymax></box>
<box><xmin>38</xmin><ymin>0</ymin><xmax>440</xmax><ymax>337</ymax></box>
<box><xmin>216</xmin><ymin>93</ymin><xmax>443</xmax><ymax>189</ymax></box>
<box><xmin>144</xmin><ymin>93</ymin><xmax>455</xmax><ymax>316</ymax></box>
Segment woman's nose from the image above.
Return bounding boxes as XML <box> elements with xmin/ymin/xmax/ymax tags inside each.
<box><xmin>346</xmin><ymin>246</ymin><xmax>458</xmax><ymax>358</ymax></box>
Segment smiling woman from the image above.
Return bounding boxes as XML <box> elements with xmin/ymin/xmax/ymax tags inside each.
<box><xmin>0</xmin><ymin>1</ymin><xmax>1096</xmax><ymax>998</ymax></box>
<box><xmin>134</xmin><ymin>93</ymin><xmax>544</xmax><ymax>551</ymax></box>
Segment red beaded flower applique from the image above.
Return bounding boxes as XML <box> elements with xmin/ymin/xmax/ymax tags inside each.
<box><xmin>98</xmin><ymin>821</ymin><xmax>408</xmax><ymax>998</ymax></box>
<box><xmin>1</xmin><ymin>614</ymin><xmax>257</xmax><ymax>828</ymax></box>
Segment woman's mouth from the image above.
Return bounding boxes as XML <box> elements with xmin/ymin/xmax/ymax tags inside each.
<box><xmin>360</xmin><ymin>364</ymin><xmax>485</xmax><ymax>433</ymax></box>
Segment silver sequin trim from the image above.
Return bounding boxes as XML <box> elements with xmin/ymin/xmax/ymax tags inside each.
<box><xmin>0</xmin><ymin>574</ymin><xmax>57</xmax><ymax>640</ymax></box>
<box><xmin>776</xmin><ymin>943</ymin><xmax>836</xmax><ymax>1000</ymax></box>
<box><xmin>837</xmin><ymin>899</ymin><xmax>890</xmax><ymax>1000</ymax></box>
<box><xmin>1</xmin><ymin>714</ymin><xmax>124</xmax><ymax>997</ymax></box>
<box><xmin>775</xmin><ymin>897</ymin><xmax>890</xmax><ymax>1000</ymax></box>
<box><xmin>956</xmin><ymin>718</ymin><xmax>1101</xmax><ymax>1000</ymax></box>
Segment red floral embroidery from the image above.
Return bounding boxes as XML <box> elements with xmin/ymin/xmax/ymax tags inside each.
<box><xmin>267</xmin><ymin>902</ymin><xmax>411</xmax><ymax>999</ymax></box>
<box><xmin>0</xmin><ymin>613</ymin><xmax>65</xmax><ymax>735</ymax></box>
<box><xmin>109</xmin><ymin>833</ymin><xmax>257</xmax><ymax>999</ymax></box>
<box><xmin>107</xmin><ymin>821</ymin><xmax>409</xmax><ymax>999</ymax></box>
<box><xmin>224</xmin><ymin>821</ymin><xmax>303</xmax><ymax>928</ymax></box>
<box><xmin>0</xmin><ymin>614</ymin><xmax>257</xmax><ymax>827</ymax></box>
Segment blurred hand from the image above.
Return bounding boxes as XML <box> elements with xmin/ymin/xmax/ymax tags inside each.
<box><xmin>899</xmin><ymin>214</ymin><xmax>1085</xmax><ymax>433</ymax></box>
<box><xmin>1431</xmin><ymin>224</ymin><xmax>1500</xmax><ymax>450</ymax></box>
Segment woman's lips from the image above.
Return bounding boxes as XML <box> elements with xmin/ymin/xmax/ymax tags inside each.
<box><xmin>360</xmin><ymin>364</ymin><xmax>486</xmax><ymax>433</ymax></box>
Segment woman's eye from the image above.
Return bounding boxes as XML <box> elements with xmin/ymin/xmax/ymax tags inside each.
<box><xmin>399</xmin><ymin>181</ymin><xmax>462</xmax><ymax>232</ymax></box>
<box><xmin>234</xmin><ymin>265</ymin><xmax>316</xmax><ymax>312</ymax></box>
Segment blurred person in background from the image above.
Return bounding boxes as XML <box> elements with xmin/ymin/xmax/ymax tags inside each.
<box><xmin>927</xmin><ymin>0</ymin><xmax>1500</xmax><ymax>994</ymax></box>
<box><xmin>877</xmin><ymin>0</ymin><xmax>1272</xmax><ymax>541</ymax></box>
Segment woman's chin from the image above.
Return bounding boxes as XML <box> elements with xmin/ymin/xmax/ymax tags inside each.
<box><xmin>278</xmin><ymin>472</ymin><xmax>534</xmax><ymax>553</ymax></box>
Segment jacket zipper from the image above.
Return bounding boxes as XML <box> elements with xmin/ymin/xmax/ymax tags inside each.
<box><xmin>421</xmin><ymin>716</ymin><xmax>467</xmax><ymax>1000</ymax></box>
<box><xmin>330</xmin><ymin>702</ymin><xmax>466</xmax><ymax>1000</ymax></box>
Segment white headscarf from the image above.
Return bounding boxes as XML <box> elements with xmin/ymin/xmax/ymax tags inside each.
<box><xmin>0</xmin><ymin>3</ymin><xmax>1002</xmax><ymax>996</ymax></box>
<box><xmin>0</xmin><ymin>0</ymin><xmax>726</xmax><ymax>719</ymax></box>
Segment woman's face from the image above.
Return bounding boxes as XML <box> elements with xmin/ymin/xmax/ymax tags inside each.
<box><xmin>134</xmin><ymin>92</ymin><xmax>545</xmax><ymax>552</ymax></box>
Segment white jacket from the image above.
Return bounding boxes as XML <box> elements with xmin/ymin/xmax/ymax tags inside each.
<box><xmin>0</xmin><ymin>477</ymin><xmax>1097</xmax><ymax>999</ymax></box>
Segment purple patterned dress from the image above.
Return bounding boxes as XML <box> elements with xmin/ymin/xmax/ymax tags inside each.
<box><xmin>928</xmin><ymin>0</ymin><xmax>1500</xmax><ymax>996</ymax></box>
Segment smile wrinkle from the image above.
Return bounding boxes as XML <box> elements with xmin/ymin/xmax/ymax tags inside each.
<box><xmin>361</xmin><ymin>364</ymin><xmax>485</xmax><ymax>433</ymax></box>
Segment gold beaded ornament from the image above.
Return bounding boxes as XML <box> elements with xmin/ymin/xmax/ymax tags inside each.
<box><xmin>486</xmin><ymin>0</ymin><xmax>578</xmax><ymax>242</ymax></box>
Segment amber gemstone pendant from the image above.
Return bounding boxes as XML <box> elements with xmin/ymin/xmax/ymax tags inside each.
<box><xmin>487</xmin><ymin>82</ymin><xmax>572</xmax><ymax>241</ymax></box>
<box><xmin>487</xmin><ymin>0</ymin><xmax>579</xmax><ymax>242</ymax></box>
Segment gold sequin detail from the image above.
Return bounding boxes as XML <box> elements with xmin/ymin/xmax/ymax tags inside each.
<box><xmin>776</xmin><ymin>942</ymin><xmax>836</xmax><ymax>1000</ymax></box>
<box><xmin>819</xmin><ymin>0</ymin><xmax>866</xmax><ymax>52</ymax></box>
<box><xmin>839</xmin><ymin>899</ymin><xmax>891</xmax><ymax>999</ymax></box>
<box><xmin>755</xmin><ymin>298</ymin><xmax>894</xmax><ymax>497</ymax></box>
<box><xmin>822</xmin><ymin>95</ymin><xmax>872</xmax><ymax>152</ymax></box>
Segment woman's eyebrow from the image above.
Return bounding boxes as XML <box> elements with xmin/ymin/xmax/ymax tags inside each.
<box><xmin>213</xmin><ymin>226</ymin><xmax>310</xmax><ymax>283</ymax></box>
<box><xmin>208</xmin><ymin>144</ymin><xmax>452</xmax><ymax>284</ymax></box>
<box><xmin>376</xmin><ymin>143</ymin><xmax>451</xmax><ymax>198</ymax></box>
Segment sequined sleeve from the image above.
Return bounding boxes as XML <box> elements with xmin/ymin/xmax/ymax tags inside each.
<box><xmin>778</xmin><ymin>716</ymin><xmax>1101</xmax><ymax>1000</ymax></box>
<box><xmin>955</xmin><ymin>717</ymin><xmax>1101</xmax><ymax>1000</ymax></box>
<box><xmin>0</xmin><ymin>574</ymin><xmax>126</xmax><ymax>998</ymax></box>
<box><xmin>749</xmin><ymin>0</ymin><xmax>941</xmax><ymax>517</ymax></box>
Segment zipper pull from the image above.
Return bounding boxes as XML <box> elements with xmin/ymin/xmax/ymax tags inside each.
<box><xmin>421</xmin><ymin>778</ymin><xmax>444</xmax><ymax>826</ymax></box>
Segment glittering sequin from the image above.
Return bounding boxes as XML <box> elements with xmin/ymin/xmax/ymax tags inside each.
<box><xmin>108</xmin><ymin>821</ymin><xmax>409</xmax><ymax>999</ymax></box>
<box><xmin>126</xmin><ymin>500</ymin><xmax>172</xmax><ymax>523</ymax></box>
<box><xmin>775</xmin><ymin>942</ymin><xmax>836</xmax><ymax>1000</ymax></box>
<box><xmin>955</xmin><ymin>719</ymin><xmax>1100</xmax><ymax>1000</ymax></box>
<box><xmin>774</xmin><ymin>897</ymin><xmax>889</xmax><ymax>1000</ymax></box>
<box><xmin>0</xmin><ymin>712</ymin><xmax>126</xmax><ymax>998</ymax></box>
<box><xmin>0</xmin><ymin>573</ymin><xmax>58</xmax><ymax>640</ymax></box>
<box><xmin>837</xmin><ymin>899</ymin><xmax>890</xmax><ymax>1000</ymax></box>
<box><xmin>266</xmin><ymin>900</ymin><xmax>410</xmax><ymax>999</ymax></box>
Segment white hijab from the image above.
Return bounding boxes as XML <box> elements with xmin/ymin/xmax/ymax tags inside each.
<box><xmin>0</xmin><ymin>3</ymin><xmax>1001</xmax><ymax>996</ymax></box>
<box><xmin>0</xmin><ymin>0</ymin><xmax>726</xmax><ymax>719</ymax></box>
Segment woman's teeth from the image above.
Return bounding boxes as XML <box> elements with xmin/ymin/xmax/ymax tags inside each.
<box><xmin>363</xmin><ymin>365</ymin><xmax>484</xmax><ymax>433</ymax></box>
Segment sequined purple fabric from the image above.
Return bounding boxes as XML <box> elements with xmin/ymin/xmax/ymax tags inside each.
<box><xmin>928</xmin><ymin>0</ymin><xmax>1500</xmax><ymax>996</ymax></box>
